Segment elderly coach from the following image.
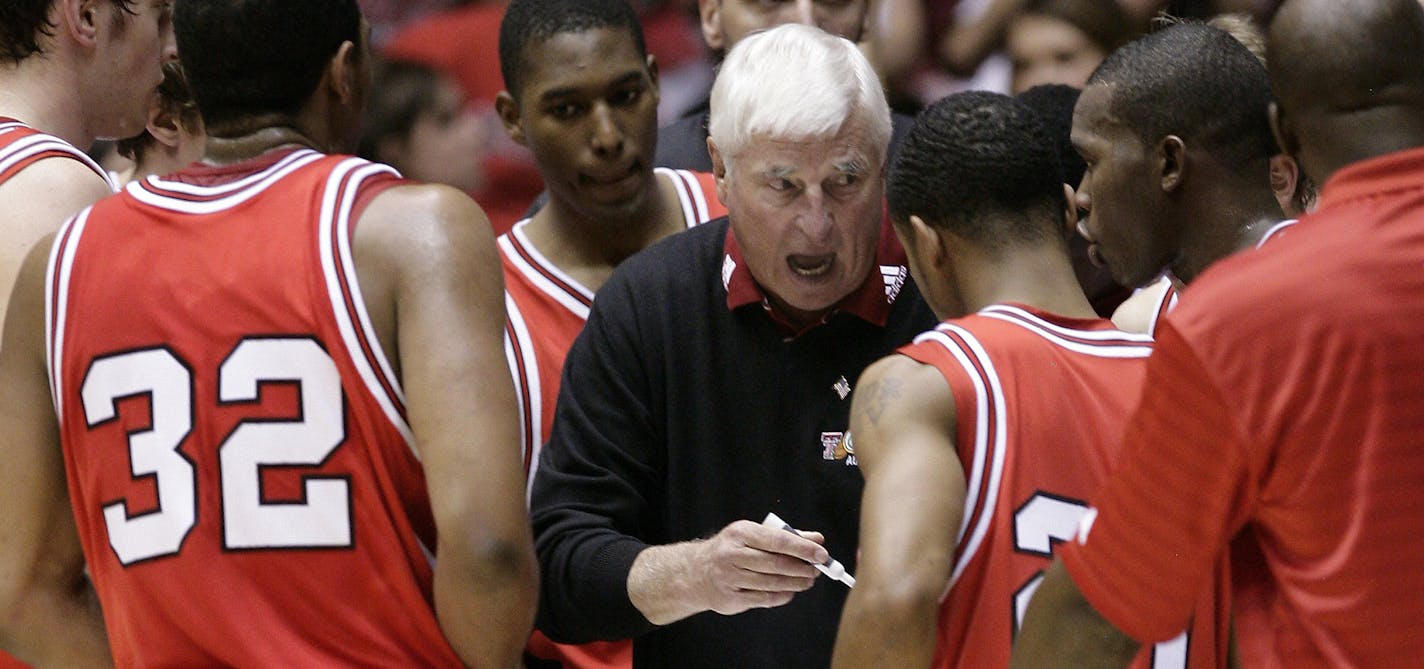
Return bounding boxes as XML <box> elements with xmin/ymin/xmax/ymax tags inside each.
<box><xmin>528</xmin><ymin>23</ymin><xmax>935</xmax><ymax>669</ymax></box>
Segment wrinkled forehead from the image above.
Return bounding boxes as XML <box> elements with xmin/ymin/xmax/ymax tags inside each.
<box><xmin>741</xmin><ymin>111</ymin><xmax>880</xmax><ymax>164</ymax></box>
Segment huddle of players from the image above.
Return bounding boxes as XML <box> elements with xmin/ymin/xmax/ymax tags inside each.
<box><xmin>1</xmin><ymin>0</ymin><xmax>1422</xmax><ymax>667</ymax></box>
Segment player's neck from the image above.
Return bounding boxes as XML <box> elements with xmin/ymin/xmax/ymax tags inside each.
<box><xmin>526</xmin><ymin>170</ymin><xmax>683</xmax><ymax>288</ymax></box>
<box><xmin>957</xmin><ymin>243</ymin><xmax>1098</xmax><ymax>320</ymax></box>
<box><xmin>0</xmin><ymin>64</ymin><xmax>89</xmax><ymax>150</ymax></box>
<box><xmin>1173</xmin><ymin>187</ymin><xmax>1281</xmax><ymax>284</ymax></box>
<box><xmin>200</xmin><ymin>124</ymin><xmax>322</xmax><ymax>167</ymax></box>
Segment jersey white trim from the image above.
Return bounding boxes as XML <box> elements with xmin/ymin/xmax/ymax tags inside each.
<box><xmin>499</xmin><ymin>221</ymin><xmax>594</xmax><ymax>320</ymax></box>
<box><xmin>0</xmin><ymin>130</ymin><xmax>117</xmax><ymax>191</ymax></box>
<box><xmin>1257</xmin><ymin>218</ymin><xmax>1298</xmax><ymax>247</ymax></box>
<box><xmin>316</xmin><ymin>158</ymin><xmax>416</xmax><ymax>455</ymax></box>
<box><xmin>127</xmin><ymin>149</ymin><xmax>327</xmax><ymax>214</ymax></box>
<box><xmin>914</xmin><ymin>325</ymin><xmax>1009</xmax><ymax>589</ymax></box>
<box><xmin>663</xmin><ymin>167</ymin><xmax>713</xmax><ymax>226</ymax></box>
<box><xmin>978</xmin><ymin>305</ymin><xmax>1154</xmax><ymax>358</ymax></box>
<box><xmin>502</xmin><ymin>293</ymin><xmax>543</xmax><ymax>499</ymax></box>
<box><xmin>499</xmin><ymin>168</ymin><xmax>715</xmax><ymax>323</ymax></box>
<box><xmin>44</xmin><ymin>208</ymin><xmax>95</xmax><ymax>419</ymax></box>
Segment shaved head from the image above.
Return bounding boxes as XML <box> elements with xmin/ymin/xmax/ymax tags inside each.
<box><xmin>1268</xmin><ymin>0</ymin><xmax>1424</xmax><ymax>114</ymax></box>
<box><xmin>1267</xmin><ymin>0</ymin><xmax>1424</xmax><ymax>182</ymax></box>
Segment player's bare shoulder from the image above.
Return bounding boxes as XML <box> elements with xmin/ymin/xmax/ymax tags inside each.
<box><xmin>1111</xmin><ymin>276</ymin><xmax>1175</xmax><ymax>335</ymax></box>
<box><xmin>0</xmin><ymin>157</ymin><xmax>114</xmax><ymax>225</ymax></box>
<box><xmin>849</xmin><ymin>353</ymin><xmax>958</xmax><ymax>456</ymax></box>
<box><xmin>0</xmin><ymin>159</ymin><xmax>114</xmax><ymax>324</ymax></box>
<box><xmin>348</xmin><ymin>181</ymin><xmax>502</xmax><ymax>359</ymax></box>
<box><xmin>356</xmin><ymin>181</ymin><xmax>495</xmax><ymax>265</ymax></box>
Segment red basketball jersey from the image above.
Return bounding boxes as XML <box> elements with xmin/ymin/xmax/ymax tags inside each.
<box><xmin>502</xmin><ymin>167</ymin><xmax>724</xmax><ymax>479</ymax></box>
<box><xmin>896</xmin><ymin>304</ymin><xmax>1223</xmax><ymax>669</ymax></box>
<box><xmin>45</xmin><ymin>149</ymin><xmax>465</xmax><ymax>667</ymax></box>
<box><xmin>0</xmin><ymin>118</ymin><xmax>116</xmax><ymax>190</ymax></box>
<box><xmin>503</xmin><ymin>169</ymin><xmax>721</xmax><ymax>669</ymax></box>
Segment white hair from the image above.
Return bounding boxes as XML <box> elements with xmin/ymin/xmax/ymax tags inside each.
<box><xmin>708</xmin><ymin>23</ymin><xmax>892</xmax><ymax>163</ymax></box>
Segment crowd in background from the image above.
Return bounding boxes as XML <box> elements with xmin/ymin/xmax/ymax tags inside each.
<box><xmin>327</xmin><ymin>0</ymin><xmax>1264</xmax><ymax>236</ymax></box>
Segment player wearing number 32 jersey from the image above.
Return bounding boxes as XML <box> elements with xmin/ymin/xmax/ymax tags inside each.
<box><xmin>47</xmin><ymin>150</ymin><xmax>474</xmax><ymax>667</ymax></box>
<box><xmin>0</xmin><ymin>1</ymin><xmax>535</xmax><ymax>667</ymax></box>
<box><xmin>831</xmin><ymin>92</ymin><xmax>1226</xmax><ymax>669</ymax></box>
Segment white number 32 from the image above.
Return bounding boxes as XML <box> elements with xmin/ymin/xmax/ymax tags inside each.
<box><xmin>81</xmin><ymin>337</ymin><xmax>350</xmax><ymax>566</ymax></box>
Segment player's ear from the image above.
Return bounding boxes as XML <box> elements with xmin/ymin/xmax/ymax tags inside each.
<box><xmin>908</xmin><ymin>215</ymin><xmax>950</xmax><ymax>268</ymax></box>
<box><xmin>147</xmin><ymin>101</ymin><xmax>183</xmax><ymax>151</ymax></box>
<box><xmin>1268</xmin><ymin>153</ymin><xmax>1300</xmax><ymax>217</ymax></box>
<box><xmin>63</xmin><ymin>0</ymin><xmax>101</xmax><ymax>47</ymax></box>
<box><xmin>1158</xmin><ymin>135</ymin><xmax>1186</xmax><ymax>194</ymax></box>
<box><xmin>1062</xmin><ymin>183</ymin><xmax>1079</xmax><ymax>239</ymax></box>
<box><xmin>699</xmin><ymin>0</ymin><xmax>727</xmax><ymax>52</ymax></box>
<box><xmin>709</xmin><ymin>139</ymin><xmax>729</xmax><ymax>203</ymax></box>
<box><xmin>646</xmin><ymin>53</ymin><xmax>661</xmax><ymax>105</ymax></box>
<box><xmin>328</xmin><ymin>40</ymin><xmax>361</xmax><ymax>107</ymax></box>
<box><xmin>494</xmin><ymin>91</ymin><xmax>526</xmax><ymax>146</ymax></box>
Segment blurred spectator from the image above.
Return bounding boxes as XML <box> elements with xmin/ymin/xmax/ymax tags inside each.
<box><xmin>381</xmin><ymin>1</ymin><xmax>537</xmax><ymax>234</ymax></box>
<box><xmin>865</xmin><ymin>0</ymin><xmax>930</xmax><ymax>110</ymax></box>
<box><xmin>359</xmin><ymin>59</ymin><xmax>488</xmax><ymax>196</ymax></box>
<box><xmin>1006</xmin><ymin>0</ymin><xmax>1134</xmax><ymax>93</ymax></box>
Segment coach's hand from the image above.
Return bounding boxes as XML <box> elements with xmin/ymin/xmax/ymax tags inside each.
<box><xmin>627</xmin><ymin>519</ymin><xmax>828</xmax><ymax>625</ymax></box>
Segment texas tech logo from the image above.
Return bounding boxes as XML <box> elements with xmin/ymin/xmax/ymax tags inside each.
<box><xmin>821</xmin><ymin>431</ymin><xmax>858</xmax><ymax>467</ymax></box>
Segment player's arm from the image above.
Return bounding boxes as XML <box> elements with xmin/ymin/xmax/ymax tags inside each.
<box><xmin>832</xmin><ymin>354</ymin><xmax>963</xmax><ymax>669</ymax></box>
<box><xmin>357</xmin><ymin>184</ymin><xmax>537</xmax><ymax>668</ymax></box>
<box><xmin>0</xmin><ymin>160</ymin><xmax>113</xmax><ymax>326</ymax></box>
<box><xmin>0</xmin><ymin>234</ymin><xmax>114</xmax><ymax>668</ymax></box>
<box><xmin>1011</xmin><ymin>560</ymin><xmax>1139</xmax><ymax>668</ymax></box>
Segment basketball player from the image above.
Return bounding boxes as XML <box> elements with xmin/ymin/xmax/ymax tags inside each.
<box><xmin>830</xmin><ymin>91</ymin><xmax>1222</xmax><ymax>668</ymax></box>
<box><xmin>0</xmin><ymin>0</ymin><xmax>174</xmax><ymax>327</ymax></box>
<box><xmin>1064</xmin><ymin>24</ymin><xmax>1280</xmax><ymax>336</ymax></box>
<box><xmin>496</xmin><ymin>0</ymin><xmax>724</xmax><ymax>483</ymax></box>
<box><xmin>1013</xmin><ymin>0</ymin><xmax>1424</xmax><ymax>665</ymax></box>
<box><xmin>0</xmin><ymin>0</ymin><xmax>535</xmax><ymax>666</ymax></box>
<box><xmin>1101</xmin><ymin>20</ymin><xmax>1309</xmax><ymax>336</ymax></box>
<box><xmin>495</xmin><ymin>1</ymin><xmax>723</xmax><ymax>666</ymax></box>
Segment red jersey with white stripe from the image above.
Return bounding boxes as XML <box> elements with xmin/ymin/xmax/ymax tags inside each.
<box><xmin>1255</xmin><ymin>218</ymin><xmax>1298</xmax><ymax>247</ymax></box>
<box><xmin>896</xmin><ymin>305</ymin><xmax>1223</xmax><ymax>669</ymax></box>
<box><xmin>0</xmin><ymin>118</ymin><xmax>117</xmax><ymax>191</ymax></box>
<box><xmin>502</xmin><ymin>167</ymin><xmax>724</xmax><ymax>478</ymax></box>
<box><xmin>45</xmin><ymin>149</ymin><xmax>464</xmax><ymax>667</ymax></box>
<box><xmin>1144</xmin><ymin>278</ymin><xmax>1179</xmax><ymax>339</ymax></box>
<box><xmin>503</xmin><ymin>168</ymin><xmax>722</xmax><ymax>669</ymax></box>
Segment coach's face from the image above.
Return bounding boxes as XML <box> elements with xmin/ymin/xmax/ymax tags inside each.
<box><xmin>711</xmin><ymin>113</ymin><xmax>884</xmax><ymax>329</ymax></box>
<box><xmin>1071</xmin><ymin>83</ymin><xmax>1170</xmax><ymax>288</ymax></box>
<box><xmin>699</xmin><ymin>0</ymin><xmax>869</xmax><ymax>53</ymax></box>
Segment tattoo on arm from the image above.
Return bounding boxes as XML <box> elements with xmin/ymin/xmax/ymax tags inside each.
<box><xmin>863</xmin><ymin>377</ymin><xmax>904</xmax><ymax>425</ymax></box>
